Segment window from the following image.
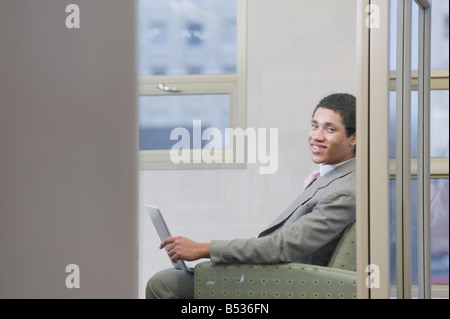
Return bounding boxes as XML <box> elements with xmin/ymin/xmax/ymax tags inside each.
<box><xmin>139</xmin><ymin>94</ymin><xmax>230</xmax><ymax>150</ymax></box>
<box><xmin>137</xmin><ymin>0</ymin><xmax>246</xmax><ymax>170</ymax></box>
<box><xmin>389</xmin><ymin>0</ymin><xmax>449</xmax><ymax>296</ymax></box>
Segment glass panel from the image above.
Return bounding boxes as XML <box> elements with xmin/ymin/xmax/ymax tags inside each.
<box><xmin>388</xmin><ymin>0</ymin><xmax>448</xmax><ymax>297</ymax></box>
<box><xmin>390</xmin><ymin>178</ymin><xmax>450</xmax><ymax>285</ymax></box>
<box><xmin>388</xmin><ymin>91</ymin><xmax>418</xmax><ymax>158</ymax></box>
<box><xmin>411</xmin><ymin>3</ymin><xmax>420</xmax><ymax>71</ymax></box>
<box><xmin>430</xmin><ymin>90</ymin><xmax>450</xmax><ymax>158</ymax></box>
<box><xmin>389</xmin><ymin>0</ymin><xmax>397</xmax><ymax>72</ymax></box>
<box><xmin>139</xmin><ymin>94</ymin><xmax>230</xmax><ymax>150</ymax></box>
<box><xmin>391</xmin><ymin>1</ymin><xmax>449</xmax><ymax>70</ymax></box>
<box><xmin>430</xmin><ymin>1</ymin><xmax>449</xmax><ymax>69</ymax></box>
<box><xmin>388</xmin><ymin>1</ymin><xmax>419</xmax><ymax>70</ymax></box>
<box><xmin>430</xmin><ymin>179</ymin><xmax>449</xmax><ymax>285</ymax></box>
<box><xmin>138</xmin><ymin>0</ymin><xmax>237</xmax><ymax>76</ymax></box>
<box><xmin>389</xmin><ymin>90</ymin><xmax>449</xmax><ymax>158</ymax></box>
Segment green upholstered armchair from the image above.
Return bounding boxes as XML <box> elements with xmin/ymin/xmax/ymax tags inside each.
<box><xmin>194</xmin><ymin>222</ymin><xmax>356</xmax><ymax>299</ymax></box>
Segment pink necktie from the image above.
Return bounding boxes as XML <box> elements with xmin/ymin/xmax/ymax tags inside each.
<box><xmin>302</xmin><ymin>166</ymin><xmax>321</xmax><ymax>191</ymax></box>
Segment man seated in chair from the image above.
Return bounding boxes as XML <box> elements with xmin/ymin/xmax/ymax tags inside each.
<box><xmin>146</xmin><ymin>93</ymin><xmax>357</xmax><ymax>299</ymax></box>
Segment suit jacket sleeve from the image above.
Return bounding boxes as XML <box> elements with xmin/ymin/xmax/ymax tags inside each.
<box><xmin>209</xmin><ymin>169</ymin><xmax>356</xmax><ymax>265</ymax></box>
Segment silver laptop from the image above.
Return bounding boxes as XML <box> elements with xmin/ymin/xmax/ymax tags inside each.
<box><xmin>145</xmin><ymin>205</ymin><xmax>194</xmax><ymax>273</ymax></box>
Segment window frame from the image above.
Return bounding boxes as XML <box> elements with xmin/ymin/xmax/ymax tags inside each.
<box><xmin>389</xmin><ymin>73</ymin><xmax>449</xmax><ymax>298</ymax></box>
<box><xmin>357</xmin><ymin>0</ymin><xmax>449</xmax><ymax>299</ymax></box>
<box><xmin>387</xmin><ymin>2</ymin><xmax>449</xmax><ymax>298</ymax></box>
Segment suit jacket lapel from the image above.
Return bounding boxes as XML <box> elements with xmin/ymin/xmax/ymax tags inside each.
<box><xmin>258</xmin><ymin>158</ymin><xmax>355</xmax><ymax>237</ymax></box>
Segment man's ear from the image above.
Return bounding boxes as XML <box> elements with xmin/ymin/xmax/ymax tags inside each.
<box><xmin>350</xmin><ymin>133</ymin><xmax>356</xmax><ymax>147</ymax></box>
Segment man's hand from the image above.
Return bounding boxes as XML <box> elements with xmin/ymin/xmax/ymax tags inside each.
<box><xmin>160</xmin><ymin>236</ymin><xmax>210</xmax><ymax>263</ymax></box>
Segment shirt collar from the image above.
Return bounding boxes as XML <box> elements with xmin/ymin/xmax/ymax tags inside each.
<box><xmin>319</xmin><ymin>158</ymin><xmax>355</xmax><ymax>177</ymax></box>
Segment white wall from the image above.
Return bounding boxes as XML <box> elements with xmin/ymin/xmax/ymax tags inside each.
<box><xmin>0</xmin><ymin>1</ymin><xmax>137</xmax><ymax>298</ymax></box>
<box><xmin>139</xmin><ymin>0</ymin><xmax>358</xmax><ymax>298</ymax></box>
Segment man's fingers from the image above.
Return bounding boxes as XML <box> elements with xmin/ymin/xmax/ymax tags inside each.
<box><xmin>160</xmin><ymin>236</ymin><xmax>177</xmax><ymax>249</ymax></box>
<box><xmin>167</xmin><ymin>247</ymin><xmax>180</xmax><ymax>262</ymax></box>
<box><xmin>160</xmin><ymin>237</ymin><xmax>181</xmax><ymax>262</ymax></box>
<box><xmin>171</xmin><ymin>254</ymin><xmax>180</xmax><ymax>263</ymax></box>
<box><xmin>167</xmin><ymin>246</ymin><xmax>177</xmax><ymax>257</ymax></box>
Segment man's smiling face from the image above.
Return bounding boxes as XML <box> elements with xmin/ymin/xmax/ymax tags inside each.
<box><xmin>308</xmin><ymin>107</ymin><xmax>356</xmax><ymax>165</ymax></box>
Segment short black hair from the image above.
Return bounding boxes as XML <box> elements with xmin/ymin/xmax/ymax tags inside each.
<box><xmin>313</xmin><ymin>93</ymin><xmax>356</xmax><ymax>137</ymax></box>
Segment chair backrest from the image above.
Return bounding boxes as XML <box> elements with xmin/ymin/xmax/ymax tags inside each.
<box><xmin>326</xmin><ymin>221</ymin><xmax>356</xmax><ymax>272</ymax></box>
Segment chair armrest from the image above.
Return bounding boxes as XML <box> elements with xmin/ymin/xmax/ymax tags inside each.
<box><xmin>194</xmin><ymin>261</ymin><xmax>356</xmax><ymax>299</ymax></box>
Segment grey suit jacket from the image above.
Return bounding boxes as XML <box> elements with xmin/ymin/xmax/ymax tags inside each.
<box><xmin>210</xmin><ymin>158</ymin><xmax>356</xmax><ymax>266</ymax></box>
